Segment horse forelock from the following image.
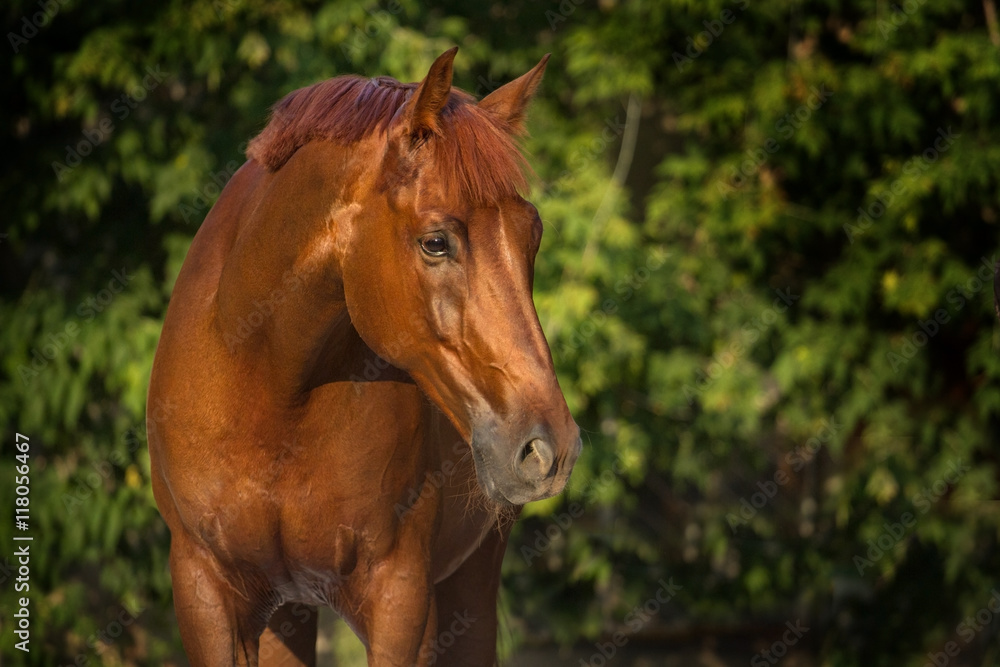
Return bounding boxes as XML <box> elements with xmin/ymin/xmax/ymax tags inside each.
<box><xmin>246</xmin><ymin>75</ymin><xmax>530</xmax><ymax>205</ymax></box>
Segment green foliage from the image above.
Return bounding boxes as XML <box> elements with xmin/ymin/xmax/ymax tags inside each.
<box><xmin>509</xmin><ymin>1</ymin><xmax>1000</xmax><ymax>665</ymax></box>
<box><xmin>2</xmin><ymin>0</ymin><xmax>999</xmax><ymax>664</ymax></box>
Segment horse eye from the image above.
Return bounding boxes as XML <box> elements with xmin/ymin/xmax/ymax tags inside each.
<box><xmin>419</xmin><ymin>234</ymin><xmax>449</xmax><ymax>257</ymax></box>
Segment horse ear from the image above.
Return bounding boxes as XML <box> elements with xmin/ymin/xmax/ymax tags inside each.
<box><xmin>478</xmin><ymin>54</ymin><xmax>550</xmax><ymax>134</ymax></box>
<box><xmin>402</xmin><ymin>47</ymin><xmax>458</xmax><ymax>144</ymax></box>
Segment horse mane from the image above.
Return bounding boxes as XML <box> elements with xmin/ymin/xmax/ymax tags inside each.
<box><xmin>246</xmin><ymin>75</ymin><xmax>530</xmax><ymax>204</ymax></box>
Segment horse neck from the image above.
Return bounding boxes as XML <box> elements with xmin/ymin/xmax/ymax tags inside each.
<box><xmin>215</xmin><ymin>143</ymin><xmax>360</xmax><ymax>398</ymax></box>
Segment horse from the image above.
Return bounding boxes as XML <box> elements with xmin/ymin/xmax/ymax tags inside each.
<box><xmin>146</xmin><ymin>47</ymin><xmax>581</xmax><ymax>666</ymax></box>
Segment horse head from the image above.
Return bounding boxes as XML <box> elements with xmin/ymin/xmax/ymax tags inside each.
<box><xmin>337</xmin><ymin>49</ymin><xmax>581</xmax><ymax>505</ymax></box>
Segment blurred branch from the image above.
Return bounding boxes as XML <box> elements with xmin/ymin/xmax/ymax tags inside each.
<box><xmin>580</xmin><ymin>93</ymin><xmax>642</xmax><ymax>270</ymax></box>
<box><xmin>985</xmin><ymin>0</ymin><xmax>1000</xmax><ymax>47</ymax></box>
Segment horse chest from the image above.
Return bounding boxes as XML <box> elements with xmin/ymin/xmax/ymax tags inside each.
<box><xmin>431</xmin><ymin>508</ymin><xmax>497</xmax><ymax>583</ymax></box>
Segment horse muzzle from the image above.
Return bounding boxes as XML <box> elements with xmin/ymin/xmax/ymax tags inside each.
<box><xmin>470</xmin><ymin>420</ymin><xmax>582</xmax><ymax>506</ymax></box>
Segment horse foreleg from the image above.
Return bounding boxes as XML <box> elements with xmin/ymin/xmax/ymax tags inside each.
<box><xmin>170</xmin><ymin>532</ymin><xmax>268</xmax><ymax>666</ymax></box>
<box><xmin>358</xmin><ymin>560</ymin><xmax>436</xmax><ymax>667</ymax></box>
<box><xmin>430</xmin><ymin>527</ymin><xmax>510</xmax><ymax>667</ymax></box>
<box><xmin>258</xmin><ymin>603</ymin><xmax>318</xmax><ymax>667</ymax></box>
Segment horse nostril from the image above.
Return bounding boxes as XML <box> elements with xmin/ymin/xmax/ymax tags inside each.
<box><xmin>520</xmin><ymin>440</ymin><xmax>535</xmax><ymax>463</ymax></box>
<box><xmin>516</xmin><ymin>438</ymin><xmax>555</xmax><ymax>484</ymax></box>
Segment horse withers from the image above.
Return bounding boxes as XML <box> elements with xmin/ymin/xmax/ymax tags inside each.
<box><xmin>146</xmin><ymin>48</ymin><xmax>580</xmax><ymax>666</ymax></box>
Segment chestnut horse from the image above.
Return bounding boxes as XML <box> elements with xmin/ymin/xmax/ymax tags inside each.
<box><xmin>147</xmin><ymin>48</ymin><xmax>580</xmax><ymax>666</ymax></box>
